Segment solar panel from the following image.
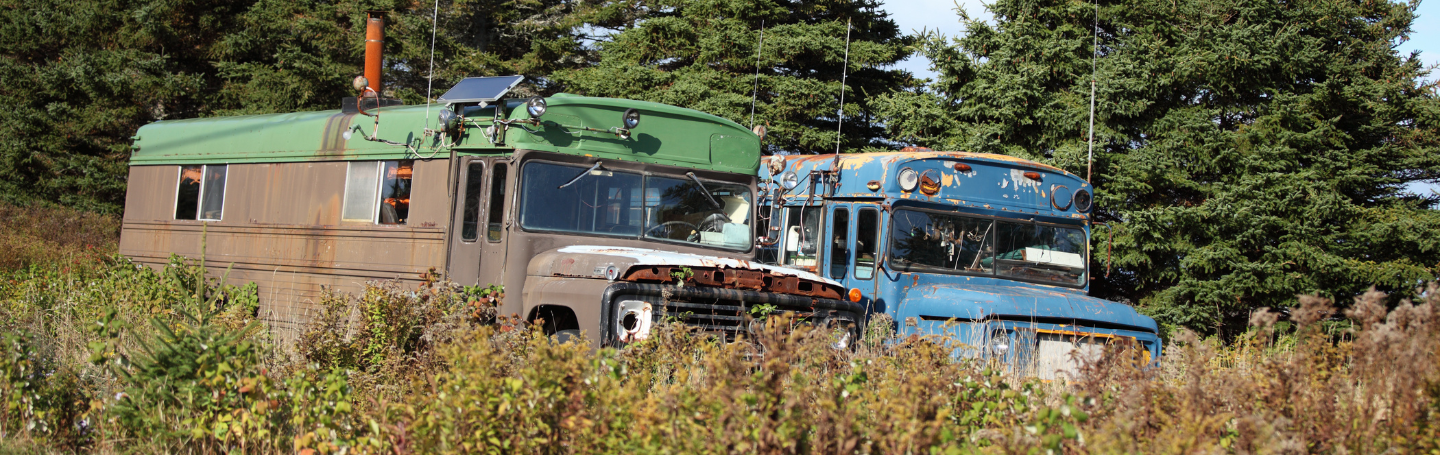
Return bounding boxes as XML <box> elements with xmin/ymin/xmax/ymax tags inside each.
<box><xmin>438</xmin><ymin>75</ymin><xmax>525</xmax><ymax>104</ymax></box>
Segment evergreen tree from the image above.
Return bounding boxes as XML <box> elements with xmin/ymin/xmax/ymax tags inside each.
<box><xmin>880</xmin><ymin>0</ymin><xmax>1440</xmax><ymax>334</ymax></box>
<box><xmin>551</xmin><ymin>0</ymin><xmax>917</xmax><ymax>154</ymax></box>
<box><xmin>0</xmin><ymin>0</ymin><xmax>593</xmax><ymax>213</ymax></box>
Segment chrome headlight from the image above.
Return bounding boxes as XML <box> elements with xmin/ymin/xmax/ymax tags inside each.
<box><xmin>898</xmin><ymin>167</ymin><xmax>919</xmax><ymax>192</ymax></box>
<box><xmin>622</xmin><ymin>108</ymin><xmax>640</xmax><ymax>129</ymax></box>
<box><xmin>525</xmin><ymin>96</ymin><xmax>547</xmax><ymax>118</ymax></box>
<box><xmin>779</xmin><ymin>171</ymin><xmax>800</xmax><ymax>190</ymax></box>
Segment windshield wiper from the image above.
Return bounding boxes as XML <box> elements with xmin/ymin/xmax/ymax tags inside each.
<box><xmin>685</xmin><ymin>172</ymin><xmax>724</xmax><ymax>210</ymax></box>
<box><xmin>559</xmin><ymin>162</ymin><xmax>605</xmax><ymax>189</ymax></box>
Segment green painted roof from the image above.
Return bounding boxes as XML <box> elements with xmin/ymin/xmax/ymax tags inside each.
<box><xmin>129</xmin><ymin>94</ymin><xmax>761</xmax><ymax>175</ymax></box>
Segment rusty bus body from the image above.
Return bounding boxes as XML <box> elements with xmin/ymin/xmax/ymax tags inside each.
<box><xmin>122</xmin><ymin>81</ymin><xmax>857</xmax><ymax>346</ymax></box>
<box><xmin>757</xmin><ymin>151</ymin><xmax>1161</xmax><ymax>379</ymax></box>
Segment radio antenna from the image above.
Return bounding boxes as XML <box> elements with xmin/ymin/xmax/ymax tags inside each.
<box><xmin>749</xmin><ymin>20</ymin><xmax>765</xmax><ymax>129</ymax></box>
<box><xmin>1086</xmin><ymin>1</ymin><xmax>1098</xmax><ymax>182</ymax></box>
<box><xmin>423</xmin><ymin>0</ymin><xmax>439</xmax><ymax>130</ymax></box>
<box><xmin>835</xmin><ymin>18</ymin><xmax>852</xmax><ymax>154</ymax></box>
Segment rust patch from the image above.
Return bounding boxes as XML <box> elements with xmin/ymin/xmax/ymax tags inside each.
<box><xmin>620</xmin><ymin>265</ymin><xmax>841</xmax><ymax>300</ymax></box>
<box><xmin>318</xmin><ymin>112</ymin><xmax>357</xmax><ymax>158</ymax></box>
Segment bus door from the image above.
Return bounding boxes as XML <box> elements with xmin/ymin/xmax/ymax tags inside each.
<box><xmin>448</xmin><ymin>156</ymin><xmax>511</xmax><ymax>286</ymax></box>
<box><xmin>823</xmin><ymin>203</ymin><xmax>884</xmax><ymax>311</ymax></box>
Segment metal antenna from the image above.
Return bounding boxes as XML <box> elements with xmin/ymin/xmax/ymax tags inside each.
<box><xmin>1086</xmin><ymin>1</ymin><xmax>1098</xmax><ymax>182</ymax></box>
<box><xmin>835</xmin><ymin>18</ymin><xmax>852</xmax><ymax>154</ymax></box>
<box><xmin>423</xmin><ymin>0</ymin><xmax>440</xmax><ymax>130</ymax></box>
<box><xmin>749</xmin><ymin>20</ymin><xmax>765</xmax><ymax>129</ymax></box>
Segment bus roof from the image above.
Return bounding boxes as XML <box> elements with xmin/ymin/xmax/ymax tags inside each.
<box><xmin>767</xmin><ymin>151</ymin><xmax>1092</xmax><ymax>221</ymax></box>
<box><xmin>129</xmin><ymin>94</ymin><xmax>761</xmax><ymax>174</ymax></box>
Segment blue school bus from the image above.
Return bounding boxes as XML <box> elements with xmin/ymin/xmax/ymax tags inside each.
<box><xmin>757</xmin><ymin>150</ymin><xmax>1160</xmax><ymax>378</ymax></box>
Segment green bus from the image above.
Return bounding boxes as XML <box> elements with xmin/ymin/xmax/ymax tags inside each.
<box><xmin>122</xmin><ymin>77</ymin><xmax>858</xmax><ymax>345</ymax></box>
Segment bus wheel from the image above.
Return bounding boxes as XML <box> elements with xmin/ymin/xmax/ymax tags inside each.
<box><xmin>553</xmin><ymin>329</ymin><xmax>583</xmax><ymax>344</ymax></box>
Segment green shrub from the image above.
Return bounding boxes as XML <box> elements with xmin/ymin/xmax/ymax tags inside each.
<box><xmin>0</xmin><ymin>330</ymin><xmax>94</xmax><ymax>451</ymax></box>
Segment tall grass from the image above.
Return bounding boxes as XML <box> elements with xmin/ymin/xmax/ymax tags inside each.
<box><xmin>0</xmin><ymin>202</ymin><xmax>119</xmax><ymax>271</ymax></box>
<box><xmin>0</xmin><ymin>217</ymin><xmax>1435</xmax><ymax>452</ymax></box>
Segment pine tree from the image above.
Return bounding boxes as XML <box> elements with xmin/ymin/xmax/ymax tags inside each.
<box><xmin>551</xmin><ymin>0</ymin><xmax>917</xmax><ymax>154</ymax></box>
<box><xmin>0</xmin><ymin>0</ymin><xmax>594</xmax><ymax>213</ymax></box>
<box><xmin>880</xmin><ymin>0</ymin><xmax>1440</xmax><ymax>334</ymax></box>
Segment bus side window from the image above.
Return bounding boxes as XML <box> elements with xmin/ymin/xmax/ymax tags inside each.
<box><xmin>460</xmin><ymin>162</ymin><xmax>485</xmax><ymax>242</ymax></box>
<box><xmin>829</xmin><ymin>208</ymin><xmax>850</xmax><ymax>280</ymax></box>
<box><xmin>486</xmin><ymin>163</ymin><xmax>508</xmax><ymax>242</ymax></box>
<box><xmin>855</xmin><ymin>208</ymin><xmax>880</xmax><ymax>280</ymax></box>
<box><xmin>378</xmin><ymin>160</ymin><xmax>414</xmax><ymax>225</ymax></box>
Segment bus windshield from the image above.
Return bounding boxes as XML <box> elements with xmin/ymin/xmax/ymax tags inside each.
<box><xmin>519</xmin><ymin>161</ymin><xmax>752</xmax><ymax>250</ymax></box>
<box><xmin>888</xmin><ymin>209</ymin><xmax>1086</xmax><ymax>286</ymax></box>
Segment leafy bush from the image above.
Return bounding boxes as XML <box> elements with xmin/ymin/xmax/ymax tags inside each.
<box><xmin>294</xmin><ymin>280</ymin><xmax>499</xmax><ymax>375</ymax></box>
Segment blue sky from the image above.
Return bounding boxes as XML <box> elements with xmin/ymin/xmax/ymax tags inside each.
<box><xmin>883</xmin><ymin>0</ymin><xmax>1439</xmax><ymax>198</ymax></box>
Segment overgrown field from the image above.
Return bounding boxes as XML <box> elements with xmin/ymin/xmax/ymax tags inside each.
<box><xmin>2</xmin><ymin>207</ymin><xmax>1438</xmax><ymax>454</ymax></box>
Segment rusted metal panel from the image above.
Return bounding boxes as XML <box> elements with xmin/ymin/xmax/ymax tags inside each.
<box><xmin>121</xmin><ymin>162</ymin><xmax>450</xmax><ymax>341</ymax></box>
<box><xmin>122</xmin><ymin>166</ymin><xmax>181</xmax><ymax>222</ymax></box>
<box><xmin>519</xmin><ymin>276</ymin><xmax>611</xmax><ymax>349</ymax></box>
<box><xmin>408</xmin><ymin>158</ymin><xmax>453</xmax><ymax>228</ymax></box>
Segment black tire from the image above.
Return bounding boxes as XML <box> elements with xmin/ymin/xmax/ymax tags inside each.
<box><xmin>553</xmin><ymin>329</ymin><xmax>583</xmax><ymax>344</ymax></box>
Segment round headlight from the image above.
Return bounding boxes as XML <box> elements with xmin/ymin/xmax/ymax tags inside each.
<box><xmin>779</xmin><ymin>171</ymin><xmax>800</xmax><ymax>190</ymax></box>
<box><xmin>526</xmin><ymin>97</ymin><xmax>547</xmax><ymax>118</ymax></box>
<box><xmin>622</xmin><ymin>108</ymin><xmax>640</xmax><ymax>129</ymax></box>
<box><xmin>1073</xmin><ymin>188</ymin><xmax>1093</xmax><ymax>212</ymax></box>
<box><xmin>918</xmin><ymin>169</ymin><xmax>941</xmax><ymax>195</ymax></box>
<box><xmin>1051</xmin><ymin>184</ymin><xmax>1072</xmax><ymax>211</ymax></box>
<box><xmin>989</xmin><ymin>330</ymin><xmax>1010</xmax><ymax>357</ymax></box>
<box><xmin>437</xmin><ymin>108</ymin><xmax>460</xmax><ymax>136</ymax></box>
<box><xmin>898</xmin><ymin>167</ymin><xmax>919</xmax><ymax>192</ymax></box>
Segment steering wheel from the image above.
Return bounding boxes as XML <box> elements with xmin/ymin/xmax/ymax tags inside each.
<box><xmin>697</xmin><ymin>213</ymin><xmax>730</xmax><ymax>233</ymax></box>
<box><xmin>646</xmin><ymin>221</ymin><xmax>698</xmax><ymax>240</ymax></box>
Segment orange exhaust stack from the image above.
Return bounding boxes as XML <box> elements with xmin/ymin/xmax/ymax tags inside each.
<box><xmin>365</xmin><ymin>12</ymin><xmax>384</xmax><ymax>94</ymax></box>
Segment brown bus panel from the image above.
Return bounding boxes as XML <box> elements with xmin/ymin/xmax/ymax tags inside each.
<box><xmin>121</xmin><ymin>161</ymin><xmax>449</xmax><ymax>342</ymax></box>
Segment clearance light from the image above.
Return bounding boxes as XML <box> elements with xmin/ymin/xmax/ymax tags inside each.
<box><xmin>866</xmin><ymin>180</ymin><xmax>881</xmax><ymax>191</ymax></box>
<box><xmin>848</xmin><ymin>288</ymin><xmax>862</xmax><ymax>302</ymax></box>
<box><xmin>1023</xmin><ymin>171</ymin><xmax>1042</xmax><ymax>181</ymax></box>
<box><xmin>898</xmin><ymin>167</ymin><xmax>919</xmax><ymax>192</ymax></box>
<box><xmin>953</xmin><ymin>163</ymin><xmax>972</xmax><ymax>172</ymax></box>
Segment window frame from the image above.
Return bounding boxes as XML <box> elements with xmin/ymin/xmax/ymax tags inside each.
<box><xmin>486</xmin><ymin>162</ymin><xmax>509</xmax><ymax>243</ymax></box>
<box><xmin>885</xmin><ymin>206</ymin><xmax>1088</xmax><ymax>289</ymax></box>
<box><xmin>854</xmin><ymin>207</ymin><xmax>881</xmax><ymax>281</ymax></box>
<box><xmin>342</xmin><ymin>160</ymin><xmax>415</xmax><ymax>225</ymax></box>
<box><xmin>460</xmin><ymin>160</ymin><xmax>488</xmax><ymax>243</ymax></box>
<box><xmin>781</xmin><ymin>205</ymin><xmax>823</xmax><ymax>268</ymax></box>
<box><xmin>827</xmin><ymin>207</ymin><xmax>850</xmax><ymax>280</ymax></box>
<box><xmin>173</xmin><ymin>164</ymin><xmax>227</xmax><ymax>222</ymax></box>
<box><xmin>513</xmin><ymin>159</ymin><xmax>756</xmax><ymax>253</ymax></box>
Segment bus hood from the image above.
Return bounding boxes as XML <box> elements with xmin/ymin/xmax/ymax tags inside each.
<box><xmin>899</xmin><ymin>283</ymin><xmax>1158</xmax><ymax>333</ymax></box>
